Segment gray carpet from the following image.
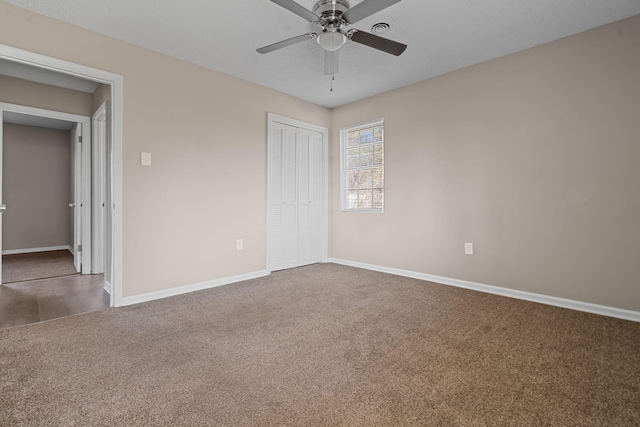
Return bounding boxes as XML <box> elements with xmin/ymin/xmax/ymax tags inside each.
<box><xmin>1</xmin><ymin>264</ymin><xmax>638</xmax><ymax>426</ymax></box>
<box><xmin>2</xmin><ymin>250</ymin><xmax>78</xmax><ymax>284</ymax></box>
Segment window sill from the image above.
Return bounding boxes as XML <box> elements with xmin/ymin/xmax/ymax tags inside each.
<box><xmin>340</xmin><ymin>209</ymin><xmax>384</xmax><ymax>214</ymax></box>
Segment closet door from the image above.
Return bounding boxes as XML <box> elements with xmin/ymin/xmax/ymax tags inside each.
<box><xmin>268</xmin><ymin>118</ymin><xmax>325</xmax><ymax>272</ymax></box>
<box><xmin>281</xmin><ymin>125</ymin><xmax>299</xmax><ymax>269</ymax></box>
<box><xmin>297</xmin><ymin>129</ymin><xmax>323</xmax><ymax>266</ymax></box>
<box><xmin>269</xmin><ymin>123</ymin><xmax>299</xmax><ymax>271</ymax></box>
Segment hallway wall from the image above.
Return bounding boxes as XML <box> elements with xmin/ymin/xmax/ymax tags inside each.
<box><xmin>0</xmin><ymin>74</ymin><xmax>93</xmax><ymax>116</ymax></box>
<box><xmin>2</xmin><ymin>123</ymin><xmax>71</xmax><ymax>251</ymax></box>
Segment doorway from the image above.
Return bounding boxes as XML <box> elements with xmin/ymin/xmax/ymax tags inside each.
<box><xmin>0</xmin><ymin>104</ymin><xmax>91</xmax><ymax>279</ymax></box>
<box><xmin>0</xmin><ymin>106</ymin><xmax>108</xmax><ymax>329</ymax></box>
<box><xmin>0</xmin><ymin>43</ymin><xmax>123</xmax><ymax>308</ymax></box>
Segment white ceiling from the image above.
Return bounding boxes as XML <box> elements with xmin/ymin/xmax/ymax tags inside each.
<box><xmin>5</xmin><ymin>0</ymin><xmax>640</xmax><ymax>108</ymax></box>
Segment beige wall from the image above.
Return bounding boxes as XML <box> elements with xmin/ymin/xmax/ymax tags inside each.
<box><xmin>2</xmin><ymin>123</ymin><xmax>71</xmax><ymax>250</ymax></box>
<box><xmin>330</xmin><ymin>15</ymin><xmax>640</xmax><ymax>312</ymax></box>
<box><xmin>0</xmin><ymin>74</ymin><xmax>93</xmax><ymax>116</ymax></box>
<box><xmin>0</xmin><ymin>72</ymin><xmax>108</xmax><ymax>120</ymax></box>
<box><xmin>0</xmin><ymin>1</ymin><xmax>331</xmax><ymax>297</ymax></box>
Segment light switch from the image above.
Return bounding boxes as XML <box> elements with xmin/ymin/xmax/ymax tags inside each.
<box><xmin>141</xmin><ymin>152</ymin><xmax>152</xmax><ymax>166</ymax></box>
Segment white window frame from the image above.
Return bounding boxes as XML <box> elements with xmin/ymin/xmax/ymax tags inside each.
<box><xmin>340</xmin><ymin>118</ymin><xmax>385</xmax><ymax>213</ymax></box>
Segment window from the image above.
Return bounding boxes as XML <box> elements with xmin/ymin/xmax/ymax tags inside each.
<box><xmin>340</xmin><ymin>119</ymin><xmax>384</xmax><ymax>212</ymax></box>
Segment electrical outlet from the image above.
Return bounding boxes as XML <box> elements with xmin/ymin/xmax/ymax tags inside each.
<box><xmin>464</xmin><ymin>243</ymin><xmax>474</xmax><ymax>255</ymax></box>
<box><xmin>236</xmin><ymin>239</ymin><xmax>243</xmax><ymax>251</ymax></box>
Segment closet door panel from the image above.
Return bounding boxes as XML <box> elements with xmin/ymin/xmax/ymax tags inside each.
<box><xmin>281</xmin><ymin>203</ymin><xmax>298</xmax><ymax>269</ymax></box>
<box><xmin>281</xmin><ymin>125</ymin><xmax>299</xmax><ymax>269</ymax></box>
<box><xmin>309</xmin><ymin>132</ymin><xmax>323</xmax><ymax>204</ymax></box>
<box><xmin>297</xmin><ymin>133</ymin><xmax>312</xmax><ymax>266</ymax></box>
<box><xmin>282</xmin><ymin>126</ymin><xmax>298</xmax><ymax>202</ymax></box>
<box><xmin>309</xmin><ymin>204</ymin><xmax>323</xmax><ymax>262</ymax></box>
<box><xmin>297</xmin><ymin>204</ymin><xmax>311</xmax><ymax>265</ymax></box>
<box><xmin>269</xmin><ymin>204</ymin><xmax>284</xmax><ymax>269</ymax></box>
<box><xmin>269</xmin><ymin>123</ymin><xmax>285</xmax><ymax>270</ymax></box>
<box><xmin>306</xmin><ymin>129</ymin><xmax>324</xmax><ymax>264</ymax></box>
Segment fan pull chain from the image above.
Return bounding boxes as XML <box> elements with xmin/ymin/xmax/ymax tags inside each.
<box><xmin>330</xmin><ymin>75</ymin><xmax>335</xmax><ymax>92</ymax></box>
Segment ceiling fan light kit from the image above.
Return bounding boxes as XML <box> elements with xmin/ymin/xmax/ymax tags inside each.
<box><xmin>317</xmin><ymin>31</ymin><xmax>347</xmax><ymax>51</ymax></box>
<box><xmin>258</xmin><ymin>0</ymin><xmax>407</xmax><ymax>75</ymax></box>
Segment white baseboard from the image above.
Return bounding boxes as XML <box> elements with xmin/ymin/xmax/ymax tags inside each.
<box><xmin>119</xmin><ymin>270</ymin><xmax>271</xmax><ymax>307</ymax></box>
<box><xmin>328</xmin><ymin>258</ymin><xmax>640</xmax><ymax>323</ymax></box>
<box><xmin>103</xmin><ymin>280</ymin><xmax>112</xmax><ymax>295</ymax></box>
<box><xmin>2</xmin><ymin>245</ymin><xmax>72</xmax><ymax>255</ymax></box>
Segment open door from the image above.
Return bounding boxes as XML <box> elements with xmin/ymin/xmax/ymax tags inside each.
<box><xmin>71</xmin><ymin>123</ymin><xmax>82</xmax><ymax>273</ymax></box>
<box><xmin>70</xmin><ymin>121</ymin><xmax>93</xmax><ymax>275</ymax></box>
<box><xmin>0</xmin><ymin>109</ymin><xmax>4</xmax><ymax>283</ymax></box>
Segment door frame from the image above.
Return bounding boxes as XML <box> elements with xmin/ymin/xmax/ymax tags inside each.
<box><xmin>0</xmin><ymin>44</ymin><xmax>124</xmax><ymax>307</ymax></box>
<box><xmin>266</xmin><ymin>113</ymin><xmax>329</xmax><ymax>272</ymax></box>
<box><xmin>0</xmin><ymin>103</ymin><xmax>91</xmax><ymax>276</ymax></box>
<box><xmin>91</xmin><ymin>102</ymin><xmax>108</xmax><ymax>276</ymax></box>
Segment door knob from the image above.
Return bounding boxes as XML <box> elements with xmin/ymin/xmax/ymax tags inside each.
<box><xmin>69</xmin><ymin>203</ymin><xmax>75</xmax><ymax>208</ymax></box>
<box><xmin>0</xmin><ymin>204</ymin><xmax>6</xmax><ymax>213</ymax></box>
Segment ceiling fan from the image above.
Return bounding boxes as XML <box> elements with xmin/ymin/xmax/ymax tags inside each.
<box><xmin>257</xmin><ymin>0</ymin><xmax>407</xmax><ymax>76</ymax></box>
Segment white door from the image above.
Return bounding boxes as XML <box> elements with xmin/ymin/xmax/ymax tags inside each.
<box><xmin>71</xmin><ymin>121</ymin><xmax>92</xmax><ymax>274</ymax></box>
<box><xmin>269</xmin><ymin>122</ymin><xmax>298</xmax><ymax>271</ymax></box>
<box><xmin>71</xmin><ymin>123</ymin><xmax>82</xmax><ymax>272</ymax></box>
<box><xmin>268</xmin><ymin>119</ymin><xmax>325</xmax><ymax>271</ymax></box>
<box><xmin>0</xmin><ymin>110</ymin><xmax>5</xmax><ymax>283</ymax></box>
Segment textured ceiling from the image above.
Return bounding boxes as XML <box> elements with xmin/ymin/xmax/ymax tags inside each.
<box><xmin>5</xmin><ymin>0</ymin><xmax>640</xmax><ymax>108</ymax></box>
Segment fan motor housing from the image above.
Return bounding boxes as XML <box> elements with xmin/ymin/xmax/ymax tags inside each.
<box><xmin>313</xmin><ymin>0</ymin><xmax>350</xmax><ymax>23</ymax></box>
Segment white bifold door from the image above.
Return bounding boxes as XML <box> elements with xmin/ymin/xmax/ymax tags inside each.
<box><xmin>269</xmin><ymin>121</ymin><xmax>324</xmax><ymax>271</ymax></box>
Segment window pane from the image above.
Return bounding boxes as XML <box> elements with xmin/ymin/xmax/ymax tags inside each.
<box><xmin>358</xmin><ymin>129</ymin><xmax>373</xmax><ymax>144</ymax></box>
<box><xmin>359</xmin><ymin>154</ymin><xmax>373</xmax><ymax>167</ymax></box>
<box><xmin>347</xmin><ymin>170</ymin><xmax>358</xmax><ymax>189</ymax></box>
<box><xmin>358</xmin><ymin>169</ymin><xmax>373</xmax><ymax>189</ymax></box>
<box><xmin>346</xmin><ymin>190</ymin><xmax>359</xmax><ymax>209</ymax></box>
<box><xmin>374</xmin><ymin>125</ymin><xmax>383</xmax><ymax>143</ymax></box>
<box><xmin>347</xmin><ymin>147</ymin><xmax>359</xmax><ymax>157</ymax></box>
<box><xmin>374</xmin><ymin>144</ymin><xmax>383</xmax><ymax>165</ymax></box>
<box><xmin>347</xmin><ymin>131</ymin><xmax>359</xmax><ymax>148</ymax></box>
<box><xmin>373</xmin><ymin>189</ymin><xmax>384</xmax><ymax>209</ymax></box>
<box><xmin>347</xmin><ymin>155</ymin><xmax>359</xmax><ymax>169</ymax></box>
<box><xmin>372</xmin><ymin>167</ymin><xmax>384</xmax><ymax>188</ymax></box>
<box><xmin>358</xmin><ymin>190</ymin><xmax>373</xmax><ymax>209</ymax></box>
